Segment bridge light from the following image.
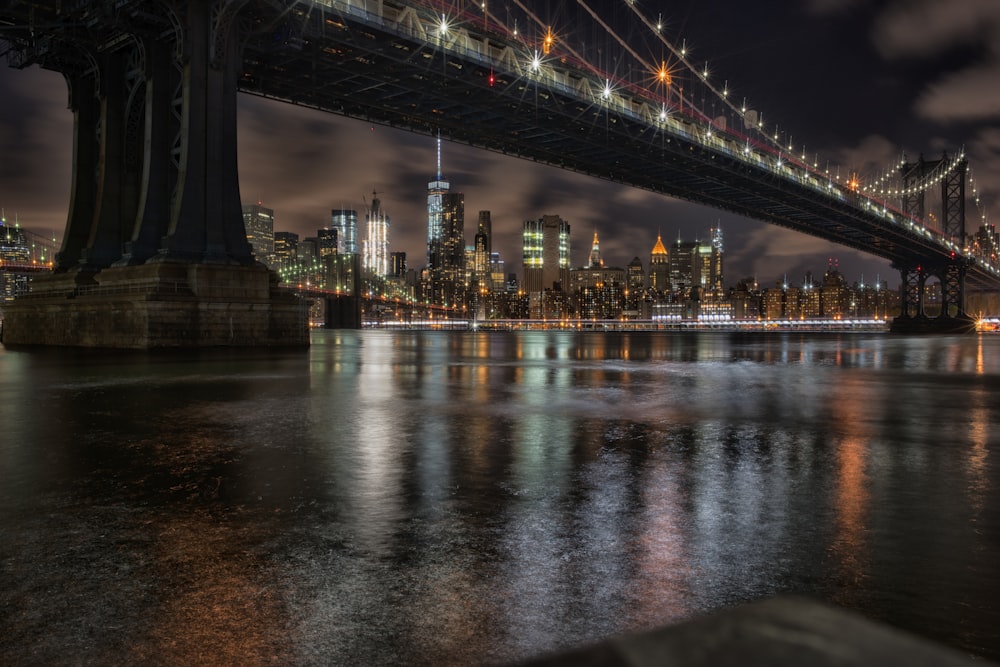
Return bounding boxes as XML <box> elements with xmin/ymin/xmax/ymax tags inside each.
<box><xmin>543</xmin><ymin>26</ymin><xmax>554</xmax><ymax>54</ymax></box>
<box><xmin>530</xmin><ymin>50</ymin><xmax>541</xmax><ymax>72</ymax></box>
<box><xmin>656</xmin><ymin>61</ymin><xmax>672</xmax><ymax>86</ymax></box>
<box><xmin>439</xmin><ymin>15</ymin><xmax>450</xmax><ymax>36</ymax></box>
<box><xmin>602</xmin><ymin>79</ymin><xmax>613</xmax><ymax>99</ymax></box>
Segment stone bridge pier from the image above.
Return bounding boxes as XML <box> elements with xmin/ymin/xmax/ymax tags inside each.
<box><xmin>1</xmin><ymin>1</ymin><xmax>308</xmax><ymax>348</ymax></box>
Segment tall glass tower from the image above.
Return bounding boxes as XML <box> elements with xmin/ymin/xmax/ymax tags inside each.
<box><xmin>426</xmin><ymin>134</ymin><xmax>464</xmax><ymax>306</ymax></box>
<box><xmin>426</xmin><ymin>133</ymin><xmax>450</xmax><ymax>271</ymax></box>
<box><xmin>331</xmin><ymin>208</ymin><xmax>359</xmax><ymax>255</ymax></box>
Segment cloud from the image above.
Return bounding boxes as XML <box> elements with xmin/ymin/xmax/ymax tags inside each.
<box><xmin>829</xmin><ymin>134</ymin><xmax>904</xmax><ymax>182</ymax></box>
<box><xmin>967</xmin><ymin>126</ymin><xmax>1000</xmax><ymax>214</ymax></box>
<box><xmin>872</xmin><ymin>0</ymin><xmax>1000</xmax><ymax>60</ymax></box>
<box><xmin>914</xmin><ymin>60</ymin><xmax>1000</xmax><ymax>123</ymax></box>
<box><xmin>870</xmin><ymin>0</ymin><xmax>1000</xmax><ymax>124</ymax></box>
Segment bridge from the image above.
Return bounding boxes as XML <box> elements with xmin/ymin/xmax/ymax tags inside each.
<box><xmin>0</xmin><ymin>0</ymin><xmax>996</xmax><ymax>346</ymax></box>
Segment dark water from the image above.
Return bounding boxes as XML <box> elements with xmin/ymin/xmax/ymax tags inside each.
<box><xmin>2</xmin><ymin>330</ymin><xmax>999</xmax><ymax>665</ymax></box>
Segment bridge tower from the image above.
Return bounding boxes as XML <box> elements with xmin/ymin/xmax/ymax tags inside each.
<box><xmin>0</xmin><ymin>2</ymin><xmax>308</xmax><ymax>348</ymax></box>
<box><xmin>891</xmin><ymin>155</ymin><xmax>974</xmax><ymax>333</ymax></box>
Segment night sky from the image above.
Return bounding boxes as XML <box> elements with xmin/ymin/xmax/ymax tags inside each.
<box><xmin>1</xmin><ymin>0</ymin><xmax>998</xmax><ymax>288</ymax></box>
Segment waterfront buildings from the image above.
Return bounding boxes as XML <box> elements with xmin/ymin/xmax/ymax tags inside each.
<box><xmin>236</xmin><ymin>188</ymin><xmax>895</xmax><ymax>324</ymax></box>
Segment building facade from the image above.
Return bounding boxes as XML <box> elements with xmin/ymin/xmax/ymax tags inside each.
<box><xmin>242</xmin><ymin>202</ymin><xmax>274</xmax><ymax>265</ymax></box>
<box><xmin>522</xmin><ymin>214</ymin><xmax>571</xmax><ymax>295</ymax></box>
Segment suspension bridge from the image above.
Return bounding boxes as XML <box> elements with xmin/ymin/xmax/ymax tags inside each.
<box><xmin>0</xmin><ymin>0</ymin><xmax>996</xmax><ymax>345</ymax></box>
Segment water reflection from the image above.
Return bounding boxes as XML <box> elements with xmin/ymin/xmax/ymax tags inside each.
<box><xmin>2</xmin><ymin>332</ymin><xmax>1000</xmax><ymax>664</ymax></box>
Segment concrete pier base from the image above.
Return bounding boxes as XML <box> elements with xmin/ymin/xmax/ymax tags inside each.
<box><xmin>1</xmin><ymin>262</ymin><xmax>309</xmax><ymax>348</ymax></box>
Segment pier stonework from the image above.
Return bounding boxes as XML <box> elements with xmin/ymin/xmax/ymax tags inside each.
<box><xmin>1</xmin><ymin>263</ymin><xmax>307</xmax><ymax>348</ymax></box>
<box><xmin>0</xmin><ymin>2</ymin><xmax>308</xmax><ymax>348</ymax></box>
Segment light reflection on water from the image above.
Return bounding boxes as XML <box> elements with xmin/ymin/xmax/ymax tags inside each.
<box><xmin>1</xmin><ymin>331</ymin><xmax>1000</xmax><ymax>665</ymax></box>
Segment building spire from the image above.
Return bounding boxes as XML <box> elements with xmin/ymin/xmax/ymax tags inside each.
<box><xmin>436</xmin><ymin>130</ymin><xmax>442</xmax><ymax>181</ymax></box>
<box><xmin>589</xmin><ymin>230</ymin><xmax>602</xmax><ymax>268</ymax></box>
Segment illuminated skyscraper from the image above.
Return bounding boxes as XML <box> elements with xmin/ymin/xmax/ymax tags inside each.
<box><xmin>331</xmin><ymin>208</ymin><xmax>359</xmax><ymax>255</ymax></box>
<box><xmin>522</xmin><ymin>214</ymin><xmax>570</xmax><ymax>294</ymax></box>
<box><xmin>709</xmin><ymin>226</ymin><xmax>724</xmax><ymax>293</ymax></box>
<box><xmin>363</xmin><ymin>190</ymin><xmax>390</xmax><ymax>278</ymax></box>
<box><xmin>669</xmin><ymin>237</ymin><xmax>697</xmax><ymax>290</ymax></box>
<box><xmin>649</xmin><ymin>232</ymin><xmax>669</xmax><ymax>292</ymax></box>
<box><xmin>473</xmin><ymin>210</ymin><xmax>492</xmax><ymax>290</ymax></box>
<box><xmin>242</xmin><ymin>201</ymin><xmax>274</xmax><ymax>264</ymax></box>
<box><xmin>425</xmin><ymin>135</ymin><xmax>465</xmax><ymax>305</ymax></box>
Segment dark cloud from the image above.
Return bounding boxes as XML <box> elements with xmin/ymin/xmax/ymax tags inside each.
<box><xmin>2</xmin><ymin>0</ymin><xmax>996</xmax><ymax>287</ymax></box>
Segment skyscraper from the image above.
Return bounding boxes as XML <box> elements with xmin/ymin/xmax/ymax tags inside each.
<box><xmin>473</xmin><ymin>210</ymin><xmax>492</xmax><ymax>291</ymax></box>
<box><xmin>242</xmin><ymin>202</ymin><xmax>274</xmax><ymax>265</ymax></box>
<box><xmin>426</xmin><ymin>134</ymin><xmax>449</xmax><ymax>266</ymax></box>
<box><xmin>273</xmin><ymin>231</ymin><xmax>299</xmax><ymax>269</ymax></box>
<box><xmin>649</xmin><ymin>232</ymin><xmax>669</xmax><ymax>293</ymax></box>
<box><xmin>425</xmin><ymin>135</ymin><xmax>465</xmax><ymax>306</ymax></box>
<box><xmin>438</xmin><ymin>192</ymin><xmax>465</xmax><ymax>305</ymax></box>
<box><xmin>709</xmin><ymin>226</ymin><xmax>724</xmax><ymax>294</ymax></box>
<box><xmin>390</xmin><ymin>251</ymin><xmax>407</xmax><ymax>279</ymax></box>
<box><xmin>331</xmin><ymin>208</ymin><xmax>358</xmax><ymax>255</ymax></box>
<box><xmin>363</xmin><ymin>190</ymin><xmax>390</xmax><ymax>278</ymax></box>
<box><xmin>669</xmin><ymin>237</ymin><xmax>697</xmax><ymax>291</ymax></box>
<box><xmin>522</xmin><ymin>214</ymin><xmax>570</xmax><ymax>294</ymax></box>
<box><xmin>317</xmin><ymin>228</ymin><xmax>338</xmax><ymax>258</ymax></box>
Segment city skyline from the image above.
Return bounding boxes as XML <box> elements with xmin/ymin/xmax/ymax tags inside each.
<box><xmin>1</xmin><ymin>0</ymin><xmax>997</xmax><ymax>288</ymax></box>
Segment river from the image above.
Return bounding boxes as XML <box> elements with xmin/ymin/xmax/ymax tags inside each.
<box><xmin>1</xmin><ymin>330</ymin><xmax>998</xmax><ymax>665</ymax></box>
